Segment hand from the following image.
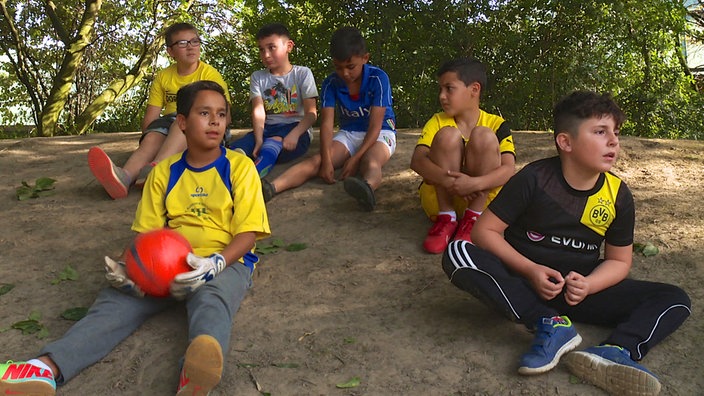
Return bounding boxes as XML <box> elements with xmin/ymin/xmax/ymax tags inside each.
<box><xmin>318</xmin><ymin>159</ymin><xmax>335</xmax><ymax>184</ymax></box>
<box><xmin>252</xmin><ymin>139</ymin><xmax>263</xmax><ymax>158</ymax></box>
<box><xmin>447</xmin><ymin>170</ymin><xmax>482</xmax><ymax>197</ymax></box>
<box><xmin>526</xmin><ymin>265</ymin><xmax>564</xmax><ymax>301</ymax></box>
<box><xmin>339</xmin><ymin>156</ymin><xmax>360</xmax><ymax>180</ymax></box>
<box><xmin>564</xmin><ymin>271</ymin><xmax>590</xmax><ymax>305</ymax></box>
<box><xmin>170</xmin><ymin>253</ymin><xmax>227</xmax><ymax>299</ymax></box>
<box><xmin>104</xmin><ymin>256</ymin><xmax>144</xmax><ymax>297</ymax></box>
<box><xmin>282</xmin><ymin>134</ymin><xmax>298</xmax><ymax>151</ymax></box>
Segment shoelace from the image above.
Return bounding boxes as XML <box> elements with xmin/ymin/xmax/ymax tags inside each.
<box><xmin>429</xmin><ymin>217</ymin><xmax>453</xmax><ymax>235</ymax></box>
<box><xmin>456</xmin><ymin>216</ymin><xmax>476</xmax><ymax>236</ymax></box>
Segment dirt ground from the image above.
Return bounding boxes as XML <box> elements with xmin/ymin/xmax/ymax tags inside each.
<box><xmin>0</xmin><ymin>129</ymin><xmax>702</xmax><ymax>396</ymax></box>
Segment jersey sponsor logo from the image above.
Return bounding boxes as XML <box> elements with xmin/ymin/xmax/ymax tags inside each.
<box><xmin>166</xmin><ymin>93</ymin><xmax>177</xmax><ymax>103</ymax></box>
<box><xmin>191</xmin><ymin>186</ymin><xmax>208</xmax><ymax>198</ymax></box>
<box><xmin>588</xmin><ymin>198</ymin><xmax>612</xmax><ymax>226</ymax></box>
<box><xmin>340</xmin><ymin>105</ymin><xmax>370</xmax><ymax>118</ymax></box>
<box><xmin>526</xmin><ymin>230</ymin><xmax>545</xmax><ymax>241</ymax></box>
<box><xmin>549</xmin><ymin>236</ymin><xmax>599</xmax><ymax>251</ymax></box>
<box><xmin>187</xmin><ymin>203</ymin><xmax>208</xmax><ymax>217</ymax></box>
<box><xmin>580</xmin><ymin>176</ymin><xmax>620</xmax><ymax>236</ymax></box>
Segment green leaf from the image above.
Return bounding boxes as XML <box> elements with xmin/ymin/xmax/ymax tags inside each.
<box><xmin>569</xmin><ymin>374</ymin><xmax>581</xmax><ymax>384</ymax></box>
<box><xmin>0</xmin><ymin>283</ymin><xmax>15</xmax><ymax>296</ymax></box>
<box><xmin>53</xmin><ymin>265</ymin><xmax>79</xmax><ymax>284</ymax></box>
<box><xmin>344</xmin><ymin>337</ymin><xmax>356</xmax><ymax>344</ymax></box>
<box><xmin>37</xmin><ymin>327</ymin><xmax>50</xmax><ymax>339</ymax></box>
<box><xmin>28</xmin><ymin>310</ymin><xmax>42</xmax><ymax>321</ymax></box>
<box><xmin>336</xmin><ymin>376</ymin><xmax>361</xmax><ymax>389</ymax></box>
<box><xmin>61</xmin><ymin>307</ymin><xmax>89</xmax><ymax>321</ymax></box>
<box><xmin>642</xmin><ymin>243</ymin><xmax>659</xmax><ymax>257</ymax></box>
<box><xmin>272</xmin><ymin>362</ymin><xmax>299</xmax><ymax>368</ymax></box>
<box><xmin>35</xmin><ymin>177</ymin><xmax>56</xmax><ymax>190</ymax></box>
<box><xmin>285</xmin><ymin>243</ymin><xmax>307</xmax><ymax>252</ymax></box>
<box><xmin>12</xmin><ymin>319</ymin><xmax>42</xmax><ymax>335</ymax></box>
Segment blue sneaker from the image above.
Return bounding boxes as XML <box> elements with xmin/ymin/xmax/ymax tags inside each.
<box><xmin>565</xmin><ymin>344</ymin><xmax>661</xmax><ymax>396</ymax></box>
<box><xmin>518</xmin><ymin>315</ymin><xmax>582</xmax><ymax>375</ymax></box>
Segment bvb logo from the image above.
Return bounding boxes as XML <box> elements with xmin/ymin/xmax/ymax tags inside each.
<box><xmin>590</xmin><ymin>204</ymin><xmax>612</xmax><ymax>226</ymax></box>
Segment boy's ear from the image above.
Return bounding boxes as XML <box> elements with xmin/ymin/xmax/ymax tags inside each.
<box><xmin>286</xmin><ymin>39</ymin><xmax>294</xmax><ymax>52</ymax></box>
<box><xmin>470</xmin><ymin>81</ymin><xmax>481</xmax><ymax>96</ymax></box>
<box><xmin>362</xmin><ymin>53</ymin><xmax>370</xmax><ymax>63</ymax></box>
<box><xmin>555</xmin><ymin>132</ymin><xmax>573</xmax><ymax>152</ymax></box>
<box><xmin>176</xmin><ymin>114</ymin><xmax>188</xmax><ymax>133</ymax></box>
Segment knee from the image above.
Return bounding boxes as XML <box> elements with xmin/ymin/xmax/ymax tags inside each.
<box><xmin>432</xmin><ymin>126</ymin><xmax>463</xmax><ymax>150</ymax></box>
<box><xmin>467</xmin><ymin>126</ymin><xmax>498</xmax><ymax>151</ymax></box>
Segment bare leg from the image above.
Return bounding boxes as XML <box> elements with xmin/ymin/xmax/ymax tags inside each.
<box><xmin>153</xmin><ymin>122</ymin><xmax>188</xmax><ymax>162</ymax></box>
<box><xmin>358</xmin><ymin>141</ymin><xmax>392</xmax><ymax>190</ymax></box>
<box><xmin>121</xmin><ymin>132</ymin><xmax>166</xmax><ymax>181</ymax></box>
<box><xmin>271</xmin><ymin>141</ymin><xmax>349</xmax><ymax>193</ymax></box>
<box><xmin>464</xmin><ymin>126</ymin><xmax>501</xmax><ymax>212</ymax></box>
<box><xmin>429</xmin><ymin>127</ymin><xmax>464</xmax><ymax>212</ymax></box>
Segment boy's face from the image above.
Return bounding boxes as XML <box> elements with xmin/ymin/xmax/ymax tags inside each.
<box><xmin>333</xmin><ymin>54</ymin><xmax>369</xmax><ymax>87</ymax></box>
<box><xmin>258</xmin><ymin>34</ymin><xmax>293</xmax><ymax>74</ymax></box>
<box><xmin>166</xmin><ymin>29</ymin><xmax>201</xmax><ymax>66</ymax></box>
<box><xmin>558</xmin><ymin>115</ymin><xmax>620</xmax><ymax>173</ymax></box>
<box><xmin>176</xmin><ymin>90</ymin><xmax>228</xmax><ymax>151</ymax></box>
<box><xmin>438</xmin><ymin>71</ymin><xmax>480</xmax><ymax>117</ymax></box>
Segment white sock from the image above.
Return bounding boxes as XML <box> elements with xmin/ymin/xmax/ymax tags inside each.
<box><xmin>438</xmin><ymin>210</ymin><xmax>457</xmax><ymax>221</ymax></box>
<box><xmin>27</xmin><ymin>359</ymin><xmax>53</xmax><ymax>375</ymax></box>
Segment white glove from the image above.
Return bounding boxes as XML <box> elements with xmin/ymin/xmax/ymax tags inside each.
<box><xmin>104</xmin><ymin>256</ymin><xmax>144</xmax><ymax>297</ymax></box>
<box><xmin>170</xmin><ymin>252</ymin><xmax>227</xmax><ymax>299</ymax></box>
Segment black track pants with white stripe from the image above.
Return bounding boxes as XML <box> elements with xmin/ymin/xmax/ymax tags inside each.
<box><xmin>442</xmin><ymin>240</ymin><xmax>691</xmax><ymax>360</ymax></box>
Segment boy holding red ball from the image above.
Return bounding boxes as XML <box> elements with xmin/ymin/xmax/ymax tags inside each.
<box><xmin>1</xmin><ymin>81</ymin><xmax>270</xmax><ymax>396</ymax></box>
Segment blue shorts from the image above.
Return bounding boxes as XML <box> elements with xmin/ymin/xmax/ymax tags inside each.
<box><xmin>229</xmin><ymin>123</ymin><xmax>311</xmax><ymax>163</ymax></box>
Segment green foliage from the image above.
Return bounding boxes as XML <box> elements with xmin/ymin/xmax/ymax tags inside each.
<box><xmin>11</xmin><ymin>311</ymin><xmax>49</xmax><ymax>339</ymax></box>
<box><xmin>255</xmin><ymin>238</ymin><xmax>307</xmax><ymax>254</ymax></box>
<box><xmin>336</xmin><ymin>376</ymin><xmax>361</xmax><ymax>389</ymax></box>
<box><xmin>15</xmin><ymin>177</ymin><xmax>56</xmax><ymax>201</ymax></box>
<box><xmin>51</xmin><ymin>264</ymin><xmax>80</xmax><ymax>285</ymax></box>
<box><xmin>0</xmin><ymin>283</ymin><xmax>15</xmax><ymax>296</ymax></box>
<box><xmin>61</xmin><ymin>307</ymin><xmax>89</xmax><ymax>321</ymax></box>
<box><xmin>2</xmin><ymin>0</ymin><xmax>704</xmax><ymax>139</ymax></box>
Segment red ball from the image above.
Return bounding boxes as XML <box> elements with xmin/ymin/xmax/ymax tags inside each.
<box><xmin>125</xmin><ymin>228</ymin><xmax>192</xmax><ymax>297</ymax></box>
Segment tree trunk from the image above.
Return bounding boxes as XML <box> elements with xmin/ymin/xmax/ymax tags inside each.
<box><xmin>39</xmin><ymin>0</ymin><xmax>103</xmax><ymax>137</ymax></box>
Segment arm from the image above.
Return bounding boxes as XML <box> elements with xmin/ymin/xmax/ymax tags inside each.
<box><xmin>339</xmin><ymin>106</ymin><xmax>385</xmax><ymax>179</ymax></box>
<box><xmin>251</xmin><ymin>97</ymin><xmax>266</xmax><ymax>157</ymax></box>
<box><xmin>282</xmin><ymin>97</ymin><xmax>318</xmax><ymax>151</ymax></box>
<box><xmin>563</xmin><ymin>243</ymin><xmax>632</xmax><ymax>305</ymax></box>
<box><xmin>140</xmin><ymin>105</ymin><xmax>162</xmax><ymax>132</ymax></box>
<box><xmin>410</xmin><ymin>144</ymin><xmax>459</xmax><ymax>191</ymax></box>
<box><xmin>447</xmin><ymin>152</ymin><xmax>516</xmax><ymax>197</ymax></box>
<box><xmin>473</xmin><ymin>209</ymin><xmax>565</xmax><ymax>301</ymax></box>
<box><xmin>318</xmin><ymin>106</ymin><xmax>336</xmax><ymax>183</ymax></box>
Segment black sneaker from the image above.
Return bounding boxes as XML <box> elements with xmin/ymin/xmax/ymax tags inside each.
<box><xmin>262</xmin><ymin>179</ymin><xmax>276</xmax><ymax>203</ymax></box>
<box><xmin>343</xmin><ymin>177</ymin><xmax>376</xmax><ymax>211</ymax></box>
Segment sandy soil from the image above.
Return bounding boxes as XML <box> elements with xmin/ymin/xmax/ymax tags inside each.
<box><xmin>0</xmin><ymin>130</ymin><xmax>702</xmax><ymax>396</ymax></box>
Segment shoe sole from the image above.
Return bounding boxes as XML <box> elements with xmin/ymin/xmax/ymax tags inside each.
<box><xmin>564</xmin><ymin>351</ymin><xmax>661</xmax><ymax>396</ymax></box>
<box><xmin>176</xmin><ymin>335</ymin><xmax>223</xmax><ymax>396</ymax></box>
<box><xmin>0</xmin><ymin>380</ymin><xmax>55</xmax><ymax>396</ymax></box>
<box><xmin>87</xmin><ymin>147</ymin><xmax>128</xmax><ymax>199</ymax></box>
<box><xmin>343</xmin><ymin>177</ymin><xmax>375</xmax><ymax>211</ymax></box>
<box><xmin>518</xmin><ymin>333</ymin><xmax>582</xmax><ymax>375</ymax></box>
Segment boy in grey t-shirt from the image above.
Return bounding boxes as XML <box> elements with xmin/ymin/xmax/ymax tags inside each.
<box><xmin>229</xmin><ymin>23</ymin><xmax>318</xmax><ymax>177</ymax></box>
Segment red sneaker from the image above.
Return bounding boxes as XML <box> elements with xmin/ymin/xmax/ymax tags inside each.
<box><xmin>454</xmin><ymin>213</ymin><xmax>478</xmax><ymax>242</ymax></box>
<box><xmin>423</xmin><ymin>214</ymin><xmax>457</xmax><ymax>254</ymax></box>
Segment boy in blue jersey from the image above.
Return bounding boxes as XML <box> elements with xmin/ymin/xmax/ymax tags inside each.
<box><xmin>0</xmin><ymin>81</ymin><xmax>270</xmax><ymax>396</ymax></box>
<box><xmin>229</xmin><ymin>23</ymin><xmax>318</xmax><ymax>178</ymax></box>
<box><xmin>411</xmin><ymin>58</ymin><xmax>515</xmax><ymax>254</ymax></box>
<box><xmin>442</xmin><ymin>91</ymin><xmax>690</xmax><ymax>395</ymax></box>
<box><xmin>262</xmin><ymin>26</ymin><xmax>397</xmax><ymax>211</ymax></box>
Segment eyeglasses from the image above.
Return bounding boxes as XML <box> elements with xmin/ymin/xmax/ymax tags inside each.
<box><xmin>169</xmin><ymin>38</ymin><xmax>202</xmax><ymax>48</ymax></box>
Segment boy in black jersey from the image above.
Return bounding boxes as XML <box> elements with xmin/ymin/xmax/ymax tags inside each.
<box><xmin>442</xmin><ymin>91</ymin><xmax>690</xmax><ymax>395</ymax></box>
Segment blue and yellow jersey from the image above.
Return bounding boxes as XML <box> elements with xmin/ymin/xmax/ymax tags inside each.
<box><xmin>132</xmin><ymin>147</ymin><xmax>270</xmax><ymax>261</ymax></box>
